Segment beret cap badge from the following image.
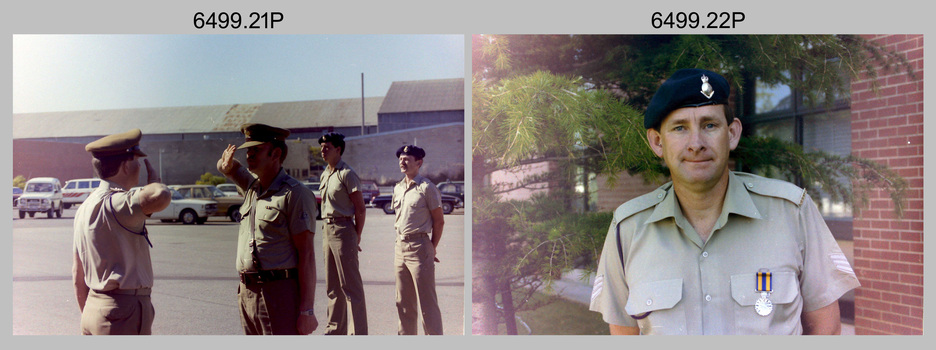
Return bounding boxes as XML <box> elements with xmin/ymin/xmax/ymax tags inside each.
<box><xmin>700</xmin><ymin>75</ymin><xmax>714</xmax><ymax>99</ymax></box>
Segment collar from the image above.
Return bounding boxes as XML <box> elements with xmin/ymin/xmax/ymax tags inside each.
<box><xmin>326</xmin><ymin>160</ymin><xmax>348</xmax><ymax>174</ymax></box>
<box><xmin>255</xmin><ymin>168</ymin><xmax>289</xmax><ymax>198</ymax></box>
<box><xmin>644</xmin><ymin>171</ymin><xmax>762</xmax><ymax>226</ymax></box>
<box><xmin>399</xmin><ymin>175</ymin><xmax>427</xmax><ymax>189</ymax></box>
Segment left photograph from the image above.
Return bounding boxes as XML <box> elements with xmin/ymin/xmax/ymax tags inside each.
<box><xmin>12</xmin><ymin>34</ymin><xmax>466</xmax><ymax>335</ymax></box>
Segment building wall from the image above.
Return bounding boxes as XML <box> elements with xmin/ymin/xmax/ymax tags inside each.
<box><xmin>378</xmin><ymin>110</ymin><xmax>465</xmax><ymax>133</ymax></box>
<box><xmin>12</xmin><ymin>140</ymin><xmax>94</xmax><ymax>183</ymax></box>
<box><xmin>340</xmin><ymin>123</ymin><xmax>465</xmax><ymax>186</ymax></box>
<box><xmin>595</xmin><ymin>173</ymin><xmax>667</xmax><ymax>212</ymax></box>
<box><xmin>850</xmin><ymin>34</ymin><xmax>924</xmax><ymax>335</ymax></box>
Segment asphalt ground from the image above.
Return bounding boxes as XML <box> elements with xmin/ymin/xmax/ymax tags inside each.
<box><xmin>11</xmin><ymin>206</ymin><xmax>465</xmax><ymax>335</ymax></box>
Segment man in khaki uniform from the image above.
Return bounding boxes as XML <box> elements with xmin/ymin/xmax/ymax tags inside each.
<box><xmin>391</xmin><ymin>145</ymin><xmax>444</xmax><ymax>335</ymax></box>
<box><xmin>218</xmin><ymin>123</ymin><xmax>319</xmax><ymax>335</ymax></box>
<box><xmin>73</xmin><ymin>129</ymin><xmax>172</xmax><ymax>335</ymax></box>
<box><xmin>589</xmin><ymin>69</ymin><xmax>860</xmax><ymax>335</ymax></box>
<box><xmin>318</xmin><ymin>132</ymin><xmax>368</xmax><ymax>335</ymax></box>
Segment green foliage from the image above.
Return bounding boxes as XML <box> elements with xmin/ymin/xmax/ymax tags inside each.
<box><xmin>13</xmin><ymin>175</ymin><xmax>27</xmax><ymax>189</ymax></box>
<box><xmin>308</xmin><ymin>145</ymin><xmax>326</xmax><ymax>168</ymax></box>
<box><xmin>733</xmin><ymin>136</ymin><xmax>907</xmax><ymax>218</ymax></box>
<box><xmin>195</xmin><ymin>172</ymin><xmax>227</xmax><ymax>186</ymax></box>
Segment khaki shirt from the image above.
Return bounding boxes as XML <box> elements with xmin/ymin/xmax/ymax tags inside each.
<box><xmin>319</xmin><ymin>160</ymin><xmax>361</xmax><ymax>218</ymax></box>
<box><xmin>589</xmin><ymin>171</ymin><xmax>860</xmax><ymax>335</ymax></box>
<box><xmin>392</xmin><ymin>175</ymin><xmax>442</xmax><ymax>235</ymax></box>
<box><xmin>235</xmin><ymin>168</ymin><xmax>318</xmax><ymax>272</ymax></box>
<box><xmin>73</xmin><ymin>181</ymin><xmax>153</xmax><ymax>291</ymax></box>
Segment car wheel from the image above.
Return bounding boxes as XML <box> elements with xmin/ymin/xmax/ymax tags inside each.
<box><xmin>180</xmin><ymin>209</ymin><xmax>197</xmax><ymax>225</ymax></box>
<box><xmin>441</xmin><ymin>201</ymin><xmax>454</xmax><ymax>214</ymax></box>
<box><xmin>19</xmin><ymin>211</ymin><xmax>25</xmax><ymax>219</ymax></box>
<box><xmin>47</xmin><ymin>207</ymin><xmax>54</xmax><ymax>219</ymax></box>
<box><xmin>56</xmin><ymin>204</ymin><xmax>63</xmax><ymax>218</ymax></box>
<box><xmin>64</xmin><ymin>203</ymin><xmax>71</xmax><ymax>209</ymax></box>
<box><xmin>382</xmin><ymin>201</ymin><xmax>395</xmax><ymax>215</ymax></box>
<box><xmin>228</xmin><ymin>206</ymin><xmax>241</xmax><ymax>222</ymax></box>
<box><xmin>28</xmin><ymin>212</ymin><xmax>35</xmax><ymax>218</ymax></box>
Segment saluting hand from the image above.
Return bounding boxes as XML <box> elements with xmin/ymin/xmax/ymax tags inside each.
<box><xmin>144</xmin><ymin>159</ymin><xmax>161</xmax><ymax>184</ymax></box>
<box><xmin>219</xmin><ymin>144</ymin><xmax>237</xmax><ymax>175</ymax></box>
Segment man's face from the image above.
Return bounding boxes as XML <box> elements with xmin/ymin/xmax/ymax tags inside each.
<box><xmin>647</xmin><ymin>104</ymin><xmax>741</xmax><ymax>191</ymax></box>
<box><xmin>399</xmin><ymin>154</ymin><xmax>421</xmax><ymax>177</ymax></box>
<box><xmin>320</xmin><ymin>142</ymin><xmax>341</xmax><ymax>164</ymax></box>
<box><xmin>245</xmin><ymin>143</ymin><xmax>276</xmax><ymax>172</ymax></box>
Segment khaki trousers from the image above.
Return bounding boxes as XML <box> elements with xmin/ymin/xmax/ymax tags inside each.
<box><xmin>80</xmin><ymin>290</ymin><xmax>154</xmax><ymax>335</ymax></box>
<box><xmin>238</xmin><ymin>277</ymin><xmax>300</xmax><ymax>335</ymax></box>
<box><xmin>323</xmin><ymin>220</ymin><xmax>368</xmax><ymax>335</ymax></box>
<box><xmin>395</xmin><ymin>234</ymin><xmax>443</xmax><ymax>335</ymax></box>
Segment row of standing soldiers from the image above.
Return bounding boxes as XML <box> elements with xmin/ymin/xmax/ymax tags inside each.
<box><xmin>72</xmin><ymin>124</ymin><xmax>445</xmax><ymax>335</ymax></box>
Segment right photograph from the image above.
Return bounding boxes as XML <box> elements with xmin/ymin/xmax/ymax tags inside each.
<box><xmin>470</xmin><ymin>34</ymin><xmax>923</xmax><ymax>335</ymax></box>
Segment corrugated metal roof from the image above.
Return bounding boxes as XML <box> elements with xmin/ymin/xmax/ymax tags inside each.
<box><xmin>377</xmin><ymin>78</ymin><xmax>464</xmax><ymax>114</ymax></box>
<box><xmin>12</xmin><ymin>97</ymin><xmax>383</xmax><ymax>139</ymax></box>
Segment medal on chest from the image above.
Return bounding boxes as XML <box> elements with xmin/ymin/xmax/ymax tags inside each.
<box><xmin>754</xmin><ymin>269</ymin><xmax>773</xmax><ymax>316</ymax></box>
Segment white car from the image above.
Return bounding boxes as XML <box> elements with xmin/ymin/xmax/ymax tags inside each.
<box><xmin>17</xmin><ymin>177</ymin><xmax>64</xmax><ymax>219</ymax></box>
<box><xmin>136</xmin><ymin>187</ymin><xmax>217</xmax><ymax>225</ymax></box>
<box><xmin>215</xmin><ymin>183</ymin><xmax>242</xmax><ymax>197</ymax></box>
<box><xmin>62</xmin><ymin>178</ymin><xmax>104</xmax><ymax>209</ymax></box>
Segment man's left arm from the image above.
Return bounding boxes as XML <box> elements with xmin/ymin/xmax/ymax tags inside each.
<box><xmin>802</xmin><ymin>301</ymin><xmax>841</xmax><ymax>335</ymax></box>
<box><xmin>72</xmin><ymin>252</ymin><xmax>89</xmax><ymax>312</ymax></box>
<box><xmin>350</xmin><ymin>190</ymin><xmax>366</xmax><ymax>250</ymax></box>
<box><xmin>429</xmin><ymin>207</ymin><xmax>444</xmax><ymax>262</ymax></box>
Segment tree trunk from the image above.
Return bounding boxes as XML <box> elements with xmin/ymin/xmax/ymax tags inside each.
<box><xmin>501</xmin><ymin>281</ymin><xmax>519</xmax><ymax>335</ymax></box>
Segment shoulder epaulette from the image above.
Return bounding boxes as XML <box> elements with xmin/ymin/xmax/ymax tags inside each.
<box><xmin>613</xmin><ymin>182</ymin><xmax>672</xmax><ymax>223</ymax></box>
<box><xmin>283</xmin><ymin>176</ymin><xmax>301</xmax><ymax>188</ymax></box>
<box><xmin>733</xmin><ymin>172</ymin><xmax>806</xmax><ymax>206</ymax></box>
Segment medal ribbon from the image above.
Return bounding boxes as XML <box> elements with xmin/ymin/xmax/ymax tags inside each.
<box><xmin>756</xmin><ymin>269</ymin><xmax>772</xmax><ymax>292</ymax></box>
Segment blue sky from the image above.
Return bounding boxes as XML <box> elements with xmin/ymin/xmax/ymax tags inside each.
<box><xmin>12</xmin><ymin>35</ymin><xmax>464</xmax><ymax>113</ymax></box>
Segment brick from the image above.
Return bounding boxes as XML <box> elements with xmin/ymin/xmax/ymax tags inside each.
<box><xmin>899</xmin><ymin>274</ymin><xmax>922</xmax><ymax>285</ymax></box>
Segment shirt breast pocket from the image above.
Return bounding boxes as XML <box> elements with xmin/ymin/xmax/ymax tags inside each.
<box><xmin>625</xmin><ymin>278</ymin><xmax>686</xmax><ymax>335</ymax></box>
<box><xmin>257</xmin><ymin>203</ymin><xmax>286</xmax><ymax>230</ymax></box>
<box><xmin>730</xmin><ymin>270</ymin><xmax>800</xmax><ymax>334</ymax></box>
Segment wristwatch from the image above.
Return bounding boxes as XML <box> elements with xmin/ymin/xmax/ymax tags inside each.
<box><xmin>299</xmin><ymin>308</ymin><xmax>314</xmax><ymax>316</ymax></box>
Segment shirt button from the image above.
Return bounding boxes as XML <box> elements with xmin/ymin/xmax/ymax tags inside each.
<box><xmin>702</xmin><ymin>251</ymin><xmax>709</xmax><ymax>258</ymax></box>
<box><xmin>705</xmin><ymin>295</ymin><xmax>712</xmax><ymax>302</ymax></box>
<box><xmin>657</xmin><ymin>193</ymin><xmax>664</xmax><ymax>199</ymax></box>
<box><xmin>646</xmin><ymin>299</ymin><xmax>653</xmax><ymax>306</ymax></box>
<box><xmin>746</xmin><ymin>183</ymin><xmax>755</xmax><ymax>188</ymax></box>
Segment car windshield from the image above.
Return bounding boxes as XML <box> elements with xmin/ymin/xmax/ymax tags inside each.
<box><xmin>26</xmin><ymin>183</ymin><xmax>54</xmax><ymax>192</ymax></box>
<box><xmin>210</xmin><ymin>187</ymin><xmax>226</xmax><ymax>197</ymax></box>
<box><xmin>170</xmin><ymin>189</ymin><xmax>184</xmax><ymax>200</ymax></box>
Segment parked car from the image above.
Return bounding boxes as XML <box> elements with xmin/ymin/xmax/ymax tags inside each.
<box><xmin>139</xmin><ymin>187</ymin><xmax>217</xmax><ymax>225</ymax></box>
<box><xmin>360</xmin><ymin>181</ymin><xmax>380</xmax><ymax>206</ymax></box>
<box><xmin>370</xmin><ymin>193</ymin><xmax>460</xmax><ymax>215</ymax></box>
<box><xmin>62</xmin><ymin>178</ymin><xmax>104</xmax><ymax>209</ymax></box>
<box><xmin>170</xmin><ymin>184</ymin><xmax>244</xmax><ymax>222</ymax></box>
<box><xmin>436</xmin><ymin>180</ymin><xmax>465</xmax><ymax>208</ymax></box>
<box><xmin>215</xmin><ymin>183</ymin><xmax>242</xmax><ymax>197</ymax></box>
<box><xmin>13</xmin><ymin>187</ymin><xmax>23</xmax><ymax>205</ymax></box>
<box><xmin>302</xmin><ymin>182</ymin><xmax>323</xmax><ymax>220</ymax></box>
<box><xmin>16</xmin><ymin>177</ymin><xmax>64</xmax><ymax>219</ymax></box>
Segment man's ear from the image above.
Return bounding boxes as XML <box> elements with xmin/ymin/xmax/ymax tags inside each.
<box><xmin>728</xmin><ymin>118</ymin><xmax>743</xmax><ymax>151</ymax></box>
<box><xmin>647</xmin><ymin>129</ymin><xmax>664</xmax><ymax>157</ymax></box>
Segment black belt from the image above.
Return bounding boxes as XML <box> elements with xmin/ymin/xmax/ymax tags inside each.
<box><xmin>324</xmin><ymin>216</ymin><xmax>353</xmax><ymax>224</ymax></box>
<box><xmin>398</xmin><ymin>232</ymin><xmax>429</xmax><ymax>241</ymax></box>
<box><xmin>239</xmin><ymin>268</ymin><xmax>299</xmax><ymax>285</ymax></box>
<box><xmin>100</xmin><ymin>288</ymin><xmax>152</xmax><ymax>296</ymax></box>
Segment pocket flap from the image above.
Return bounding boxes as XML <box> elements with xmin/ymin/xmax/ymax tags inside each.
<box><xmin>730</xmin><ymin>271</ymin><xmax>799</xmax><ymax>306</ymax></box>
<box><xmin>257</xmin><ymin>206</ymin><xmax>283</xmax><ymax>223</ymax></box>
<box><xmin>625</xmin><ymin>278</ymin><xmax>683</xmax><ymax>315</ymax></box>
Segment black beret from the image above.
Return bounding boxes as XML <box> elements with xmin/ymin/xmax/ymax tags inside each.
<box><xmin>237</xmin><ymin>123</ymin><xmax>290</xmax><ymax>149</ymax></box>
<box><xmin>395</xmin><ymin>145</ymin><xmax>426</xmax><ymax>160</ymax></box>
<box><xmin>645</xmin><ymin>68</ymin><xmax>730</xmax><ymax>129</ymax></box>
<box><xmin>85</xmin><ymin>129</ymin><xmax>147</xmax><ymax>158</ymax></box>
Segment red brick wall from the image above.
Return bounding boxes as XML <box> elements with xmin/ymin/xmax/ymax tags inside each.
<box><xmin>851</xmin><ymin>34</ymin><xmax>924</xmax><ymax>335</ymax></box>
